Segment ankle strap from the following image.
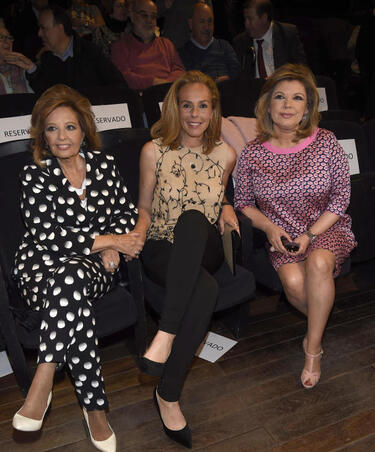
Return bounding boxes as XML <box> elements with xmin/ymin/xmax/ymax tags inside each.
<box><xmin>304</xmin><ymin>349</ymin><xmax>323</xmax><ymax>358</ymax></box>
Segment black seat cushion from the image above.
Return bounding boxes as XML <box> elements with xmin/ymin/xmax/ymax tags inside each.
<box><xmin>142</xmin><ymin>262</ymin><xmax>255</xmax><ymax>315</ymax></box>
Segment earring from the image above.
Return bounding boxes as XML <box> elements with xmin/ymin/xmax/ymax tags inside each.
<box><xmin>302</xmin><ymin>113</ymin><xmax>307</xmax><ymax>122</ymax></box>
<box><xmin>81</xmin><ymin>138</ymin><xmax>86</xmax><ymax>149</ymax></box>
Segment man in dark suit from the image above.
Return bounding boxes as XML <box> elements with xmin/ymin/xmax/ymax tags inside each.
<box><xmin>233</xmin><ymin>0</ymin><xmax>307</xmax><ymax>78</ymax></box>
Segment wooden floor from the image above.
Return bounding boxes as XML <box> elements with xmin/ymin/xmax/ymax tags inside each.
<box><xmin>2</xmin><ymin>259</ymin><xmax>375</xmax><ymax>452</ymax></box>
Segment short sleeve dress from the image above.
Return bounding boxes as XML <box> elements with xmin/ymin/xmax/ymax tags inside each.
<box><xmin>234</xmin><ymin>128</ymin><xmax>357</xmax><ymax>276</ymax></box>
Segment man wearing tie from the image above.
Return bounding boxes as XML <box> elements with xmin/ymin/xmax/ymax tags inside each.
<box><xmin>233</xmin><ymin>0</ymin><xmax>307</xmax><ymax>78</ymax></box>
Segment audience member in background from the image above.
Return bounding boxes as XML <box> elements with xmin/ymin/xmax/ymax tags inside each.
<box><xmin>0</xmin><ymin>24</ymin><xmax>33</xmax><ymax>94</ymax></box>
<box><xmin>12</xmin><ymin>83</ymin><xmax>142</xmax><ymax>452</ymax></box>
<box><xmin>8</xmin><ymin>0</ymin><xmax>47</xmax><ymax>60</ymax></box>
<box><xmin>70</xmin><ymin>0</ymin><xmax>105</xmax><ymax>37</ymax></box>
<box><xmin>155</xmin><ymin>0</ymin><xmax>212</xmax><ymax>49</ymax></box>
<box><xmin>234</xmin><ymin>64</ymin><xmax>356</xmax><ymax>389</ymax></box>
<box><xmin>178</xmin><ymin>2</ymin><xmax>240</xmax><ymax>84</ymax></box>
<box><xmin>105</xmin><ymin>0</ymin><xmax>130</xmax><ymax>32</ymax></box>
<box><xmin>134</xmin><ymin>70</ymin><xmax>238</xmax><ymax>448</ymax></box>
<box><xmin>111</xmin><ymin>0</ymin><xmax>184</xmax><ymax>90</ymax></box>
<box><xmin>233</xmin><ymin>0</ymin><xmax>307</xmax><ymax>78</ymax></box>
<box><xmin>5</xmin><ymin>6</ymin><xmax>127</xmax><ymax>96</ymax></box>
<box><xmin>92</xmin><ymin>0</ymin><xmax>130</xmax><ymax>58</ymax></box>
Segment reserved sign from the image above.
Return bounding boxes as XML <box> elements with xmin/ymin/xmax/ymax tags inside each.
<box><xmin>0</xmin><ymin>104</ymin><xmax>132</xmax><ymax>143</ymax></box>
<box><xmin>196</xmin><ymin>331</ymin><xmax>237</xmax><ymax>363</ymax></box>
<box><xmin>0</xmin><ymin>115</ymin><xmax>31</xmax><ymax>143</ymax></box>
<box><xmin>339</xmin><ymin>138</ymin><xmax>360</xmax><ymax>175</ymax></box>
<box><xmin>92</xmin><ymin>103</ymin><xmax>131</xmax><ymax>131</ymax></box>
<box><xmin>317</xmin><ymin>87</ymin><xmax>328</xmax><ymax>112</ymax></box>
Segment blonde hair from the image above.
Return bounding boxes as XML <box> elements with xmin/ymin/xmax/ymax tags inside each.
<box><xmin>150</xmin><ymin>71</ymin><xmax>222</xmax><ymax>154</ymax></box>
<box><xmin>30</xmin><ymin>84</ymin><xmax>101</xmax><ymax>166</ymax></box>
<box><xmin>255</xmin><ymin>64</ymin><xmax>320</xmax><ymax>143</ymax></box>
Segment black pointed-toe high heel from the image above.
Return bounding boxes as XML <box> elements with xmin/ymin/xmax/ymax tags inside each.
<box><xmin>153</xmin><ymin>388</ymin><xmax>192</xmax><ymax>449</ymax></box>
<box><xmin>137</xmin><ymin>356</ymin><xmax>165</xmax><ymax>377</ymax></box>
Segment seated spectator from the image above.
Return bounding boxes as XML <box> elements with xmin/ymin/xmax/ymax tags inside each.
<box><xmin>0</xmin><ymin>24</ymin><xmax>33</xmax><ymax>94</ymax></box>
<box><xmin>70</xmin><ymin>0</ymin><xmax>105</xmax><ymax>37</ymax></box>
<box><xmin>155</xmin><ymin>0</ymin><xmax>212</xmax><ymax>49</ymax></box>
<box><xmin>5</xmin><ymin>5</ymin><xmax>127</xmax><ymax>96</ymax></box>
<box><xmin>92</xmin><ymin>0</ymin><xmax>130</xmax><ymax>58</ymax></box>
<box><xmin>233</xmin><ymin>0</ymin><xmax>307</xmax><ymax>78</ymax></box>
<box><xmin>111</xmin><ymin>0</ymin><xmax>185</xmax><ymax>90</ymax></box>
<box><xmin>105</xmin><ymin>0</ymin><xmax>130</xmax><ymax>33</ymax></box>
<box><xmin>178</xmin><ymin>2</ymin><xmax>240</xmax><ymax>84</ymax></box>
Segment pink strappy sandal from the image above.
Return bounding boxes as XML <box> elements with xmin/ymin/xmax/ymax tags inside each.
<box><xmin>301</xmin><ymin>338</ymin><xmax>323</xmax><ymax>389</ymax></box>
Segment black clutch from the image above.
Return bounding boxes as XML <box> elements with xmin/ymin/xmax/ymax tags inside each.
<box><xmin>221</xmin><ymin>224</ymin><xmax>241</xmax><ymax>275</ymax></box>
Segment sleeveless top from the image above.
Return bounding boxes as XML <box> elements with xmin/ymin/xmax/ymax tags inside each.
<box><xmin>147</xmin><ymin>139</ymin><xmax>229</xmax><ymax>243</ymax></box>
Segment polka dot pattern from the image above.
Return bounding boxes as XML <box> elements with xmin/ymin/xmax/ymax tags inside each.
<box><xmin>13</xmin><ymin>151</ymin><xmax>138</xmax><ymax>411</ymax></box>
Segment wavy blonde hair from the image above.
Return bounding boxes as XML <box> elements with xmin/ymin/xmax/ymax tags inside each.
<box><xmin>150</xmin><ymin>71</ymin><xmax>222</xmax><ymax>154</ymax></box>
<box><xmin>30</xmin><ymin>84</ymin><xmax>101</xmax><ymax>166</ymax></box>
<box><xmin>255</xmin><ymin>64</ymin><xmax>320</xmax><ymax>143</ymax></box>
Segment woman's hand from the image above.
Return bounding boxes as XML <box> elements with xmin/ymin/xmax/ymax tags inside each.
<box><xmin>3</xmin><ymin>51</ymin><xmax>34</xmax><ymax>71</ymax></box>
<box><xmin>112</xmin><ymin>231</ymin><xmax>144</xmax><ymax>259</ymax></box>
<box><xmin>100</xmin><ymin>249</ymin><xmax>120</xmax><ymax>273</ymax></box>
<box><xmin>219</xmin><ymin>204</ymin><xmax>240</xmax><ymax>236</ymax></box>
<box><xmin>264</xmin><ymin>223</ymin><xmax>293</xmax><ymax>255</ymax></box>
<box><xmin>292</xmin><ymin>233</ymin><xmax>311</xmax><ymax>255</ymax></box>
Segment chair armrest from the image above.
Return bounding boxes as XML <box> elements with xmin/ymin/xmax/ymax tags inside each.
<box><xmin>0</xmin><ymin>263</ymin><xmax>31</xmax><ymax>394</ymax></box>
<box><xmin>236</xmin><ymin>211</ymin><xmax>253</xmax><ymax>268</ymax></box>
<box><xmin>126</xmin><ymin>259</ymin><xmax>147</xmax><ymax>356</ymax></box>
<box><xmin>222</xmin><ymin>224</ymin><xmax>241</xmax><ymax>275</ymax></box>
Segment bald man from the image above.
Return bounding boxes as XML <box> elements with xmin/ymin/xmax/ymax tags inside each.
<box><xmin>111</xmin><ymin>0</ymin><xmax>185</xmax><ymax>90</ymax></box>
<box><xmin>178</xmin><ymin>2</ymin><xmax>240</xmax><ymax>83</ymax></box>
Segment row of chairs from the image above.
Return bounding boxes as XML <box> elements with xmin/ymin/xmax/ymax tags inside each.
<box><xmin>0</xmin><ymin>128</ymin><xmax>256</xmax><ymax>396</ymax></box>
<box><xmin>0</xmin><ymin>72</ymin><xmax>361</xmax><ymax>133</ymax></box>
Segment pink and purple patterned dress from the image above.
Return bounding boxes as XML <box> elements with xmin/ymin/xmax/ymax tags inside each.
<box><xmin>234</xmin><ymin>128</ymin><xmax>357</xmax><ymax>276</ymax></box>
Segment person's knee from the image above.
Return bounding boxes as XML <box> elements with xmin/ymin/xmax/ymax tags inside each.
<box><xmin>175</xmin><ymin>209</ymin><xmax>208</xmax><ymax>231</ymax></box>
<box><xmin>306</xmin><ymin>252</ymin><xmax>335</xmax><ymax>276</ymax></box>
<box><xmin>281</xmin><ymin>271</ymin><xmax>304</xmax><ymax>299</ymax></box>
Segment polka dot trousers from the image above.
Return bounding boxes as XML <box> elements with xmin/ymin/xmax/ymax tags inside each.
<box><xmin>37</xmin><ymin>255</ymin><xmax>112</xmax><ymax>411</ymax></box>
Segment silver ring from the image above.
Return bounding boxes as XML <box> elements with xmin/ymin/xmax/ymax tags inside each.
<box><xmin>109</xmin><ymin>261</ymin><xmax>115</xmax><ymax>268</ymax></box>
<box><xmin>135</xmin><ymin>250</ymin><xmax>140</xmax><ymax>256</ymax></box>
<box><xmin>233</xmin><ymin>222</ymin><xmax>238</xmax><ymax>226</ymax></box>
<box><xmin>270</xmin><ymin>246</ymin><xmax>276</xmax><ymax>252</ymax></box>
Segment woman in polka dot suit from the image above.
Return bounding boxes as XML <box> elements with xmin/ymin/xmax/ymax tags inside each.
<box><xmin>11</xmin><ymin>84</ymin><xmax>142</xmax><ymax>452</ymax></box>
<box><xmin>234</xmin><ymin>64</ymin><xmax>356</xmax><ymax>390</ymax></box>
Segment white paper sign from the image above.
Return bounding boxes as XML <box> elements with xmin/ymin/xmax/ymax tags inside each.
<box><xmin>339</xmin><ymin>138</ymin><xmax>360</xmax><ymax>175</ymax></box>
<box><xmin>317</xmin><ymin>87</ymin><xmax>328</xmax><ymax>112</ymax></box>
<box><xmin>92</xmin><ymin>103</ymin><xmax>131</xmax><ymax>131</ymax></box>
<box><xmin>159</xmin><ymin>101</ymin><xmax>163</xmax><ymax>112</ymax></box>
<box><xmin>196</xmin><ymin>331</ymin><xmax>237</xmax><ymax>363</ymax></box>
<box><xmin>0</xmin><ymin>351</ymin><xmax>13</xmax><ymax>377</ymax></box>
<box><xmin>0</xmin><ymin>115</ymin><xmax>31</xmax><ymax>143</ymax></box>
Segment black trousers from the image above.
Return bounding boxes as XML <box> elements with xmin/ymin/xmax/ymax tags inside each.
<box><xmin>141</xmin><ymin>210</ymin><xmax>224</xmax><ymax>401</ymax></box>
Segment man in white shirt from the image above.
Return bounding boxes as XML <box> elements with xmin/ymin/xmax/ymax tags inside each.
<box><xmin>233</xmin><ymin>0</ymin><xmax>307</xmax><ymax>78</ymax></box>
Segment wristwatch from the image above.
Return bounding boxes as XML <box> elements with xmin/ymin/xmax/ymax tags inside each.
<box><xmin>305</xmin><ymin>230</ymin><xmax>317</xmax><ymax>243</ymax></box>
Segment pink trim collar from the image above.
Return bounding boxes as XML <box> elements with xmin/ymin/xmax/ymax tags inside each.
<box><xmin>263</xmin><ymin>128</ymin><xmax>319</xmax><ymax>154</ymax></box>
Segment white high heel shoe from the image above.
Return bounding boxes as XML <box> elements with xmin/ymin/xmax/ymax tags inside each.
<box><xmin>12</xmin><ymin>391</ymin><xmax>52</xmax><ymax>431</ymax></box>
<box><xmin>82</xmin><ymin>408</ymin><xmax>116</xmax><ymax>452</ymax></box>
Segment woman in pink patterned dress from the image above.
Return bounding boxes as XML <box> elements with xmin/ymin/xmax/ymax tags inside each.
<box><xmin>234</xmin><ymin>64</ymin><xmax>356</xmax><ymax>389</ymax></box>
